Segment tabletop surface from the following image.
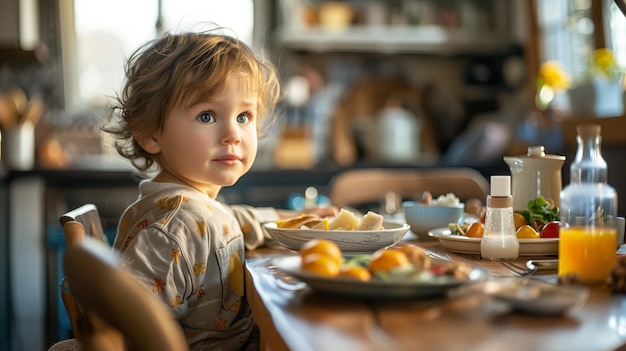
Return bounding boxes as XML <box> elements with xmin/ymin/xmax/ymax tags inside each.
<box><xmin>245</xmin><ymin>233</ymin><xmax>626</xmax><ymax>351</ymax></box>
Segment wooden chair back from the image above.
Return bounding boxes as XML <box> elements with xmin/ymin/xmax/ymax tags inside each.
<box><xmin>60</xmin><ymin>204</ymin><xmax>109</xmax><ymax>339</ymax></box>
<box><xmin>328</xmin><ymin>167</ymin><xmax>490</xmax><ymax>209</ymax></box>
<box><xmin>59</xmin><ymin>205</ymin><xmax>101</xmax><ymax>340</ymax></box>
<box><xmin>61</xmin><ymin>220</ymin><xmax>188</xmax><ymax>351</ymax></box>
<box><xmin>60</xmin><ymin>204</ymin><xmax>107</xmax><ymax>243</ymax></box>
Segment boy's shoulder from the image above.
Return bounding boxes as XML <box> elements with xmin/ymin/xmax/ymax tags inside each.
<box><xmin>130</xmin><ymin>182</ymin><xmax>229</xmax><ymax>228</ymax></box>
<box><xmin>115</xmin><ymin>182</ymin><xmax>237</xmax><ymax>250</ymax></box>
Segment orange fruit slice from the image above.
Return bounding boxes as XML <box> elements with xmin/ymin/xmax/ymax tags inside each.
<box><xmin>516</xmin><ymin>224</ymin><xmax>540</xmax><ymax>239</ymax></box>
<box><xmin>368</xmin><ymin>248</ymin><xmax>410</xmax><ymax>273</ymax></box>
<box><xmin>299</xmin><ymin>239</ymin><xmax>343</xmax><ymax>266</ymax></box>
<box><xmin>301</xmin><ymin>253</ymin><xmax>340</xmax><ymax>277</ymax></box>
<box><xmin>514</xmin><ymin>213</ymin><xmax>529</xmax><ymax>230</ymax></box>
<box><xmin>465</xmin><ymin>222</ymin><xmax>485</xmax><ymax>238</ymax></box>
<box><xmin>338</xmin><ymin>265</ymin><xmax>372</xmax><ymax>281</ymax></box>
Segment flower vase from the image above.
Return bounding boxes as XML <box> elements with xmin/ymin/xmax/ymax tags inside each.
<box><xmin>593</xmin><ymin>78</ymin><xmax>624</xmax><ymax>117</ymax></box>
<box><xmin>568</xmin><ymin>78</ymin><xmax>624</xmax><ymax>117</ymax></box>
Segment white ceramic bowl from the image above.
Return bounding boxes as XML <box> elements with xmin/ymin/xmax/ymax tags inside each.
<box><xmin>262</xmin><ymin>221</ymin><xmax>410</xmax><ymax>254</ymax></box>
<box><xmin>403</xmin><ymin>201</ymin><xmax>464</xmax><ymax>235</ymax></box>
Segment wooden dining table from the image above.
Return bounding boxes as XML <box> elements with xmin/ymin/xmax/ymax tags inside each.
<box><xmin>245</xmin><ymin>230</ymin><xmax>626</xmax><ymax>351</ymax></box>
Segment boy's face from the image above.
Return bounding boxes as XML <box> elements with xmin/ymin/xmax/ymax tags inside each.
<box><xmin>140</xmin><ymin>73</ymin><xmax>258</xmax><ymax>197</ymax></box>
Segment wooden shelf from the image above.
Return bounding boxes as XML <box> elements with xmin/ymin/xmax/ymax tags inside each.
<box><xmin>0</xmin><ymin>46</ymin><xmax>46</xmax><ymax>62</ymax></box>
<box><xmin>275</xmin><ymin>26</ymin><xmax>512</xmax><ymax>55</ymax></box>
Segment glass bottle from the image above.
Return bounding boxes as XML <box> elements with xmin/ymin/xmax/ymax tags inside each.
<box><xmin>481</xmin><ymin>175</ymin><xmax>519</xmax><ymax>260</ymax></box>
<box><xmin>559</xmin><ymin>124</ymin><xmax>618</xmax><ymax>284</ymax></box>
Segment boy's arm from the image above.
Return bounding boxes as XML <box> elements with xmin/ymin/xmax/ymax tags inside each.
<box><xmin>228</xmin><ymin>205</ymin><xmax>280</xmax><ymax>250</ymax></box>
<box><xmin>228</xmin><ymin>205</ymin><xmax>338</xmax><ymax>250</ymax></box>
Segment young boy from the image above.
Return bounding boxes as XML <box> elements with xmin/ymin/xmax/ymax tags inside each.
<box><xmin>104</xmin><ymin>31</ymin><xmax>334</xmax><ymax>350</ymax></box>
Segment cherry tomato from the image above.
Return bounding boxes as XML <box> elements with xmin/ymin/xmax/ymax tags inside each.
<box><xmin>429</xmin><ymin>265</ymin><xmax>447</xmax><ymax>275</ymax></box>
<box><xmin>540</xmin><ymin>221</ymin><xmax>560</xmax><ymax>238</ymax></box>
<box><xmin>479</xmin><ymin>208</ymin><xmax>487</xmax><ymax>224</ymax></box>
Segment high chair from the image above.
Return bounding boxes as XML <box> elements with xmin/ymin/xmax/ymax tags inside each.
<box><xmin>57</xmin><ymin>206</ymin><xmax>188</xmax><ymax>351</ymax></box>
<box><xmin>328</xmin><ymin>167</ymin><xmax>490</xmax><ymax>209</ymax></box>
<box><xmin>59</xmin><ymin>204</ymin><xmax>107</xmax><ymax>339</ymax></box>
<box><xmin>59</xmin><ymin>204</ymin><xmax>107</xmax><ymax>243</ymax></box>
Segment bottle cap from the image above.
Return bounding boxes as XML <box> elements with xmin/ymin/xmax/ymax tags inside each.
<box><xmin>490</xmin><ymin>175</ymin><xmax>511</xmax><ymax>197</ymax></box>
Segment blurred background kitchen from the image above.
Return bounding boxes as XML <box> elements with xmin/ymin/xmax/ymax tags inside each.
<box><xmin>1</xmin><ymin>0</ymin><xmax>626</xmax><ymax>350</ymax></box>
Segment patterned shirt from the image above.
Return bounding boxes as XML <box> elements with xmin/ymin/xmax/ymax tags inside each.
<box><xmin>113</xmin><ymin>181</ymin><xmax>278</xmax><ymax>350</ymax></box>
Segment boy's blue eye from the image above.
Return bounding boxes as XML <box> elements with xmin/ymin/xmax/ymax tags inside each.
<box><xmin>198</xmin><ymin>112</ymin><xmax>215</xmax><ymax>123</ymax></box>
<box><xmin>237</xmin><ymin>114</ymin><xmax>250</xmax><ymax>124</ymax></box>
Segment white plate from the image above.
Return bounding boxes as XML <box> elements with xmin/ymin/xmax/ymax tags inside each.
<box><xmin>263</xmin><ymin>221</ymin><xmax>410</xmax><ymax>254</ymax></box>
<box><xmin>271</xmin><ymin>255</ymin><xmax>489</xmax><ymax>299</ymax></box>
<box><xmin>428</xmin><ymin>227</ymin><xmax>559</xmax><ymax>256</ymax></box>
<box><xmin>485</xmin><ymin>281</ymin><xmax>589</xmax><ymax>316</ymax></box>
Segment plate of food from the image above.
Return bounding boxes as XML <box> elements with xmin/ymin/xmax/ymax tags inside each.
<box><xmin>428</xmin><ymin>227</ymin><xmax>559</xmax><ymax>256</ymax></box>
<box><xmin>271</xmin><ymin>245</ymin><xmax>489</xmax><ymax>299</ymax></box>
<box><xmin>264</xmin><ymin>209</ymin><xmax>411</xmax><ymax>254</ymax></box>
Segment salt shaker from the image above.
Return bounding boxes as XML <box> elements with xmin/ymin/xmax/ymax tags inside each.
<box><xmin>481</xmin><ymin>175</ymin><xmax>519</xmax><ymax>260</ymax></box>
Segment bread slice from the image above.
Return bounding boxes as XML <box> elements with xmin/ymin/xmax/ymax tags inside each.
<box><xmin>311</xmin><ymin>218</ymin><xmax>329</xmax><ymax>230</ymax></box>
<box><xmin>328</xmin><ymin>209</ymin><xmax>360</xmax><ymax>230</ymax></box>
<box><xmin>276</xmin><ymin>214</ymin><xmax>319</xmax><ymax>229</ymax></box>
<box><xmin>356</xmin><ymin>211</ymin><xmax>384</xmax><ymax>230</ymax></box>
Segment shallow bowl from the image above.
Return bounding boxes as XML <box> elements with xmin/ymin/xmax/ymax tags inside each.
<box><xmin>262</xmin><ymin>221</ymin><xmax>410</xmax><ymax>254</ymax></box>
<box><xmin>403</xmin><ymin>201</ymin><xmax>464</xmax><ymax>235</ymax></box>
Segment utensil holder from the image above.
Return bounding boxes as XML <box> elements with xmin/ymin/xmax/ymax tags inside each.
<box><xmin>3</xmin><ymin>122</ymin><xmax>35</xmax><ymax>170</ymax></box>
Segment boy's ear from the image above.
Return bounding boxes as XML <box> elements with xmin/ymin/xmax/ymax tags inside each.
<box><xmin>135</xmin><ymin>133</ymin><xmax>161</xmax><ymax>154</ymax></box>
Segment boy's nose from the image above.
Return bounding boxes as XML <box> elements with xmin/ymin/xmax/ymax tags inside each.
<box><xmin>221</xmin><ymin>121</ymin><xmax>241</xmax><ymax>145</ymax></box>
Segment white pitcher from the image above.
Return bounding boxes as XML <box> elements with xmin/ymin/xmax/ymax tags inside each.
<box><xmin>503</xmin><ymin>146</ymin><xmax>565</xmax><ymax>211</ymax></box>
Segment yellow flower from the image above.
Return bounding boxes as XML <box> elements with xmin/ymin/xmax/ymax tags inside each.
<box><xmin>592</xmin><ymin>48</ymin><xmax>623</xmax><ymax>81</ymax></box>
<box><xmin>537</xmin><ymin>61</ymin><xmax>571</xmax><ymax>92</ymax></box>
<box><xmin>536</xmin><ymin>60</ymin><xmax>571</xmax><ymax>110</ymax></box>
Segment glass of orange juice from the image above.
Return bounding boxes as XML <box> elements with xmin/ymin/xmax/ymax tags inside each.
<box><xmin>558</xmin><ymin>225</ymin><xmax>617</xmax><ymax>284</ymax></box>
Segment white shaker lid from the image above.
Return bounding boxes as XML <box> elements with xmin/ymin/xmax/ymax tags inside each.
<box><xmin>490</xmin><ymin>175</ymin><xmax>511</xmax><ymax>197</ymax></box>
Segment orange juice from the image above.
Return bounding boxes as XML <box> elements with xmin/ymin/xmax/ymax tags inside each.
<box><xmin>559</xmin><ymin>226</ymin><xmax>617</xmax><ymax>284</ymax></box>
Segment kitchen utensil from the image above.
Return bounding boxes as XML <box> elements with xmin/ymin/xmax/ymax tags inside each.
<box><xmin>21</xmin><ymin>95</ymin><xmax>43</xmax><ymax>126</ymax></box>
<box><xmin>501</xmin><ymin>260</ymin><xmax>538</xmax><ymax>278</ymax></box>
<box><xmin>7</xmin><ymin>87</ymin><xmax>28</xmax><ymax>117</ymax></box>
<box><xmin>4</xmin><ymin>121</ymin><xmax>35</xmax><ymax>170</ymax></box>
<box><xmin>0</xmin><ymin>94</ymin><xmax>19</xmax><ymax>130</ymax></box>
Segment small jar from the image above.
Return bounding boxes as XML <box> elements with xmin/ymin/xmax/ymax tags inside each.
<box><xmin>559</xmin><ymin>124</ymin><xmax>617</xmax><ymax>284</ymax></box>
<box><xmin>481</xmin><ymin>175</ymin><xmax>519</xmax><ymax>260</ymax></box>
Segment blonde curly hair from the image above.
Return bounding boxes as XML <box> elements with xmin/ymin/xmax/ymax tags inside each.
<box><xmin>104</xmin><ymin>31</ymin><xmax>281</xmax><ymax>172</ymax></box>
